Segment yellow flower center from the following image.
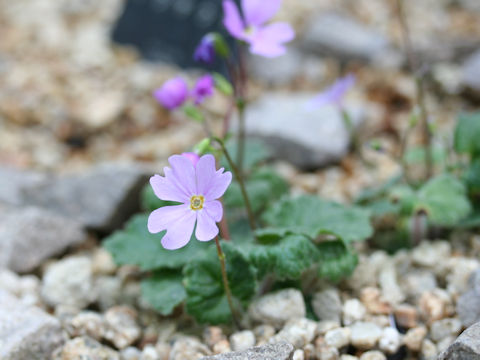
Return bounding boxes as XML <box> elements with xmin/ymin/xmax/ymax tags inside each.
<box><xmin>190</xmin><ymin>195</ymin><xmax>205</xmax><ymax>211</ymax></box>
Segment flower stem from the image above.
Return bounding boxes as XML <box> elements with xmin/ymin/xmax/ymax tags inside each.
<box><xmin>213</xmin><ymin>137</ymin><xmax>257</xmax><ymax>237</ymax></box>
<box><xmin>214</xmin><ymin>237</ymin><xmax>241</xmax><ymax>329</ymax></box>
<box><xmin>236</xmin><ymin>44</ymin><xmax>248</xmax><ymax>176</ymax></box>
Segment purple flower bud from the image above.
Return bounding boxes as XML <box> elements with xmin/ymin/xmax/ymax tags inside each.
<box><xmin>192</xmin><ymin>74</ymin><xmax>215</xmax><ymax>105</ymax></box>
<box><xmin>153</xmin><ymin>77</ymin><xmax>189</xmax><ymax>110</ymax></box>
<box><xmin>194</xmin><ymin>35</ymin><xmax>216</xmax><ymax>64</ymax></box>
<box><xmin>181</xmin><ymin>152</ymin><xmax>200</xmax><ymax>166</ymax></box>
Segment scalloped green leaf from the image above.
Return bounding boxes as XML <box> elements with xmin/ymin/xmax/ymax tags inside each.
<box><xmin>141</xmin><ymin>270</ymin><xmax>186</xmax><ymax>315</ymax></box>
<box><xmin>103</xmin><ymin>214</ymin><xmax>211</xmax><ymax>271</ymax></box>
<box><xmin>261</xmin><ymin>195</ymin><xmax>373</xmax><ymax>243</ymax></box>
<box><xmin>317</xmin><ymin>241</ymin><xmax>358</xmax><ymax>282</ymax></box>
<box><xmin>183</xmin><ymin>241</ymin><xmax>256</xmax><ymax>324</ymax></box>
<box><xmin>415</xmin><ymin>174</ymin><xmax>471</xmax><ymax>226</ymax></box>
<box><xmin>454</xmin><ymin>112</ymin><xmax>480</xmax><ymax>157</ymax></box>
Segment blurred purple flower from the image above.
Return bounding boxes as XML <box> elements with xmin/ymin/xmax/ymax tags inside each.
<box><xmin>309</xmin><ymin>74</ymin><xmax>356</xmax><ymax>109</ymax></box>
<box><xmin>222</xmin><ymin>0</ymin><xmax>295</xmax><ymax>58</ymax></box>
<box><xmin>148</xmin><ymin>154</ymin><xmax>232</xmax><ymax>250</ymax></box>
<box><xmin>153</xmin><ymin>77</ymin><xmax>189</xmax><ymax>110</ymax></box>
<box><xmin>194</xmin><ymin>34</ymin><xmax>216</xmax><ymax>64</ymax></box>
<box><xmin>192</xmin><ymin>74</ymin><xmax>215</xmax><ymax>105</ymax></box>
<box><xmin>181</xmin><ymin>152</ymin><xmax>200</xmax><ymax>166</ymax></box>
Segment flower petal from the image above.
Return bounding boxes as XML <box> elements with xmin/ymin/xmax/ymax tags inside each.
<box><xmin>147</xmin><ymin>204</ymin><xmax>191</xmax><ymax>233</ymax></box>
<box><xmin>195</xmin><ymin>210</ymin><xmax>219</xmax><ymax>241</ymax></box>
<box><xmin>223</xmin><ymin>0</ymin><xmax>245</xmax><ymax>39</ymax></box>
<box><xmin>167</xmin><ymin>154</ymin><xmax>197</xmax><ymax>195</ymax></box>
<box><xmin>153</xmin><ymin>77</ymin><xmax>189</xmax><ymax>110</ymax></box>
<box><xmin>242</xmin><ymin>0</ymin><xmax>281</xmax><ymax>27</ymax></box>
<box><xmin>204</xmin><ymin>200</ymin><xmax>223</xmax><ymax>222</ymax></box>
<box><xmin>204</xmin><ymin>168</ymin><xmax>232</xmax><ymax>201</ymax></box>
<box><xmin>195</xmin><ymin>154</ymin><xmax>217</xmax><ymax>195</ymax></box>
<box><xmin>249</xmin><ymin>22</ymin><xmax>295</xmax><ymax>58</ymax></box>
<box><xmin>149</xmin><ymin>174</ymin><xmax>189</xmax><ymax>203</ymax></box>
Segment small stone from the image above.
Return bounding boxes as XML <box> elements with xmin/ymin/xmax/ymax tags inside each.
<box><xmin>141</xmin><ymin>345</ymin><xmax>159</xmax><ymax>360</ymax></box>
<box><xmin>312</xmin><ymin>288</ymin><xmax>342</xmax><ymax>322</ymax></box>
<box><xmin>438</xmin><ymin>321</ymin><xmax>480</xmax><ymax>359</ymax></box>
<box><xmin>402</xmin><ymin>270</ymin><xmax>437</xmax><ymax>299</ymax></box>
<box><xmin>430</xmin><ymin>318</ymin><xmax>462</xmax><ymax>342</ymax></box>
<box><xmin>0</xmin><ymin>290</ymin><xmax>65</xmax><ymax>359</ymax></box>
<box><xmin>58</xmin><ymin>336</ymin><xmax>119</xmax><ymax>359</ymax></box>
<box><xmin>0</xmin><ymin>268</ymin><xmax>21</xmax><ymax>295</ymax></box>
<box><xmin>293</xmin><ymin>349</ymin><xmax>305</xmax><ymax>360</ymax></box>
<box><xmin>249</xmin><ymin>289</ymin><xmax>306</xmax><ymax>328</ymax></box>
<box><xmin>212</xmin><ymin>339</ymin><xmax>231</xmax><ymax>354</ymax></box>
<box><xmin>360</xmin><ymin>287</ymin><xmax>391</xmax><ymax>315</ymax></box>
<box><xmin>95</xmin><ymin>276</ymin><xmax>123</xmax><ymax>311</ymax></box>
<box><xmin>170</xmin><ymin>337</ymin><xmax>211</xmax><ymax>360</ymax></box>
<box><xmin>436</xmin><ymin>337</ymin><xmax>456</xmax><ymax>355</ymax></box>
<box><xmin>41</xmin><ymin>256</ymin><xmax>96</xmax><ymax>308</ymax></box>
<box><xmin>270</xmin><ymin>318</ymin><xmax>317</xmax><ymax>348</ymax></box>
<box><xmin>419</xmin><ymin>290</ymin><xmax>451</xmax><ymax>323</ymax></box>
<box><xmin>253</xmin><ymin>325</ymin><xmax>276</xmax><ymax>345</ymax></box>
<box><xmin>0</xmin><ymin>207</ymin><xmax>86</xmax><ymax>272</ymax></box>
<box><xmin>70</xmin><ymin>311</ymin><xmax>105</xmax><ymax>340</ymax></box>
<box><xmin>457</xmin><ymin>289</ymin><xmax>480</xmax><ymax>328</ymax></box>
<box><xmin>350</xmin><ymin>322</ymin><xmax>382</xmax><ymax>350</ymax></box>
<box><xmin>462</xmin><ymin>49</ymin><xmax>480</xmax><ymax>97</ymax></box>
<box><xmin>446</xmin><ymin>259</ymin><xmax>479</xmax><ymax>296</ymax></box>
<box><xmin>411</xmin><ymin>241</ymin><xmax>451</xmax><ymax>268</ymax></box>
<box><xmin>394</xmin><ymin>304</ymin><xmax>418</xmax><ymax>329</ymax></box>
<box><xmin>378</xmin><ymin>263</ymin><xmax>405</xmax><ymax>306</ymax></box>
<box><xmin>104</xmin><ymin>306</ymin><xmax>141</xmax><ymax>350</ymax></box>
<box><xmin>340</xmin><ymin>356</ymin><xmax>358</xmax><ymax>360</ymax></box>
<box><xmin>314</xmin><ymin>339</ymin><xmax>339</xmax><ymax>360</ymax></box>
<box><xmin>343</xmin><ymin>299</ymin><xmax>367</xmax><ymax>325</ymax></box>
<box><xmin>359</xmin><ymin>350</ymin><xmax>386</xmax><ymax>360</ymax></box>
<box><xmin>324</xmin><ymin>327</ymin><xmax>351</xmax><ymax>349</ymax></box>
<box><xmin>204</xmin><ymin>327</ymin><xmax>226</xmax><ymax>348</ymax></box>
<box><xmin>121</xmin><ymin>346</ymin><xmax>141</xmax><ymax>360</ymax></box>
<box><xmin>200</xmin><ymin>342</ymin><xmax>294</xmax><ymax>360</ymax></box>
<box><xmin>230</xmin><ymin>330</ymin><xmax>255</xmax><ymax>352</ymax></box>
<box><xmin>92</xmin><ymin>248</ymin><xmax>117</xmax><ymax>275</ymax></box>
<box><xmin>421</xmin><ymin>339</ymin><xmax>437</xmax><ymax>360</ymax></box>
<box><xmin>403</xmin><ymin>326</ymin><xmax>427</xmax><ymax>352</ymax></box>
<box><xmin>317</xmin><ymin>321</ymin><xmax>341</xmax><ymax>335</ymax></box>
<box><xmin>378</xmin><ymin>327</ymin><xmax>401</xmax><ymax>354</ymax></box>
<box><xmin>155</xmin><ymin>342</ymin><xmax>170</xmax><ymax>360</ymax></box>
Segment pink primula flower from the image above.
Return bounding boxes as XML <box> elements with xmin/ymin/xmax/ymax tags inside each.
<box><xmin>223</xmin><ymin>0</ymin><xmax>295</xmax><ymax>58</ymax></box>
<box><xmin>192</xmin><ymin>74</ymin><xmax>215</xmax><ymax>105</ymax></box>
<box><xmin>309</xmin><ymin>74</ymin><xmax>356</xmax><ymax>109</ymax></box>
<box><xmin>148</xmin><ymin>154</ymin><xmax>232</xmax><ymax>250</ymax></box>
<box><xmin>153</xmin><ymin>77</ymin><xmax>189</xmax><ymax>110</ymax></box>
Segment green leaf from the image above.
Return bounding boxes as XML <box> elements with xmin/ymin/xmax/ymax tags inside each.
<box><xmin>389</xmin><ymin>185</ymin><xmax>417</xmax><ymax>216</ymax></box>
<box><xmin>246</xmin><ymin>235</ymin><xmax>320</xmax><ymax>280</ymax></box>
<box><xmin>183</xmin><ymin>105</ymin><xmax>204</xmax><ymax>123</ymax></box>
<box><xmin>415</xmin><ymin>174</ymin><xmax>471</xmax><ymax>226</ymax></box>
<box><xmin>183</xmin><ymin>241</ymin><xmax>256</xmax><ymax>324</ymax></box>
<box><xmin>455</xmin><ymin>112</ymin><xmax>480</xmax><ymax>157</ymax></box>
<box><xmin>213</xmin><ymin>73</ymin><xmax>233</xmax><ymax>96</ymax></box>
<box><xmin>464</xmin><ymin>159</ymin><xmax>480</xmax><ymax>196</ymax></box>
<box><xmin>224</xmin><ymin>167</ymin><xmax>288</xmax><ymax>213</ymax></box>
<box><xmin>403</xmin><ymin>146</ymin><xmax>447</xmax><ymax>166</ymax></box>
<box><xmin>103</xmin><ymin>214</ymin><xmax>211</xmax><ymax>271</ymax></box>
<box><xmin>140</xmin><ymin>184</ymin><xmax>180</xmax><ymax>212</ymax></box>
<box><xmin>317</xmin><ymin>241</ymin><xmax>358</xmax><ymax>282</ymax></box>
<box><xmin>221</xmin><ymin>139</ymin><xmax>271</xmax><ymax>172</ymax></box>
<box><xmin>141</xmin><ymin>270</ymin><xmax>186</xmax><ymax>315</ymax></box>
<box><xmin>261</xmin><ymin>195</ymin><xmax>373</xmax><ymax>243</ymax></box>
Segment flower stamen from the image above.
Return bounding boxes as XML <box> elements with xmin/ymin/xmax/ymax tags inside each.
<box><xmin>190</xmin><ymin>195</ymin><xmax>205</xmax><ymax>211</ymax></box>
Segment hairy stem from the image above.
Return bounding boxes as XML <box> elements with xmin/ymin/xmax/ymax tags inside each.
<box><xmin>215</xmin><ymin>237</ymin><xmax>241</xmax><ymax>329</ymax></box>
<box><xmin>214</xmin><ymin>137</ymin><xmax>257</xmax><ymax>237</ymax></box>
<box><xmin>395</xmin><ymin>0</ymin><xmax>433</xmax><ymax>180</ymax></box>
<box><xmin>236</xmin><ymin>45</ymin><xmax>248</xmax><ymax>175</ymax></box>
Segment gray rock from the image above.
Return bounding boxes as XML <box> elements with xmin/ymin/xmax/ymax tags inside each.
<box><xmin>457</xmin><ymin>289</ymin><xmax>480</xmax><ymax>328</ymax></box>
<box><xmin>302</xmin><ymin>12</ymin><xmax>394</xmax><ymax>63</ymax></box>
<box><xmin>312</xmin><ymin>288</ymin><xmax>342</xmax><ymax>323</ymax></box>
<box><xmin>22</xmin><ymin>164</ymin><xmax>149</xmax><ymax>231</ymax></box>
<box><xmin>244</xmin><ymin>94</ymin><xmax>363</xmax><ymax>169</ymax></box>
<box><xmin>54</xmin><ymin>336</ymin><xmax>119</xmax><ymax>359</ymax></box>
<box><xmin>462</xmin><ymin>49</ymin><xmax>480</xmax><ymax>97</ymax></box>
<box><xmin>249</xmin><ymin>289</ymin><xmax>306</xmax><ymax>328</ymax></box>
<box><xmin>249</xmin><ymin>48</ymin><xmax>304</xmax><ymax>86</ymax></box>
<box><xmin>439</xmin><ymin>322</ymin><xmax>480</xmax><ymax>359</ymax></box>
<box><xmin>0</xmin><ymin>290</ymin><xmax>65</xmax><ymax>360</ymax></box>
<box><xmin>201</xmin><ymin>342</ymin><xmax>294</xmax><ymax>360</ymax></box>
<box><xmin>0</xmin><ymin>207</ymin><xmax>86</xmax><ymax>272</ymax></box>
<box><xmin>0</xmin><ymin>166</ymin><xmax>47</xmax><ymax>206</ymax></box>
<box><xmin>41</xmin><ymin>256</ymin><xmax>96</xmax><ymax>308</ymax></box>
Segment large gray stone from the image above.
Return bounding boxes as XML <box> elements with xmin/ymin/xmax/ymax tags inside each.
<box><xmin>439</xmin><ymin>322</ymin><xmax>480</xmax><ymax>360</ymax></box>
<box><xmin>249</xmin><ymin>48</ymin><xmax>304</xmax><ymax>86</ymax></box>
<box><xmin>244</xmin><ymin>93</ymin><xmax>363</xmax><ymax>169</ymax></box>
<box><xmin>0</xmin><ymin>166</ymin><xmax>47</xmax><ymax>206</ymax></box>
<box><xmin>302</xmin><ymin>12</ymin><xmax>395</xmax><ymax>63</ymax></box>
<box><xmin>457</xmin><ymin>289</ymin><xmax>480</xmax><ymax>328</ymax></box>
<box><xmin>0</xmin><ymin>290</ymin><xmax>65</xmax><ymax>360</ymax></box>
<box><xmin>462</xmin><ymin>49</ymin><xmax>480</xmax><ymax>97</ymax></box>
<box><xmin>201</xmin><ymin>342</ymin><xmax>294</xmax><ymax>360</ymax></box>
<box><xmin>22</xmin><ymin>164</ymin><xmax>149</xmax><ymax>232</ymax></box>
<box><xmin>0</xmin><ymin>207</ymin><xmax>86</xmax><ymax>272</ymax></box>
